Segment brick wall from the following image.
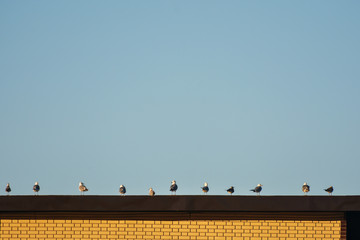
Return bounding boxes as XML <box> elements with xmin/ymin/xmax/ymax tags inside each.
<box><xmin>0</xmin><ymin>219</ymin><xmax>346</xmax><ymax>240</ymax></box>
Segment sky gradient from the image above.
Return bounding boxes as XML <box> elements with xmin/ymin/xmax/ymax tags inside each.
<box><xmin>1</xmin><ymin>1</ymin><xmax>360</xmax><ymax>196</ymax></box>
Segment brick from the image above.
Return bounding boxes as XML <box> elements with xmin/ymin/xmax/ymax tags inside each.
<box><xmin>90</xmin><ymin>235</ymin><xmax>101</xmax><ymax>239</ymax></box>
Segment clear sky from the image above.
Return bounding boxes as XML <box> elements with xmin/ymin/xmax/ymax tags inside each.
<box><xmin>1</xmin><ymin>1</ymin><xmax>360</xmax><ymax>196</ymax></box>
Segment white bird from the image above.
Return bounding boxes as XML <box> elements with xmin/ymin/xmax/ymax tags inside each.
<box><xmin>250</xmin><ymin>184</ymin><xmax>263</xmax><ymax>195</ymax></box>
<box><xmin>119</xmin><ymin>185</ymin><xmax>126</xmax><ymax>195</ymax></box>
<box><xmin>170</xmin><ymin>180</ymin><xmax>178</xmax><ymax>195</ymax></box>
<box><xmin>149</xmin><ymin>188</ymin><xmax>155</xmax><ymax>196</ymax></box>
<box><xmin>302</xmin><ymin>182</ymin><xmax>310</xmax><ymax>195</ymax></box>
<box><xmin>79</xmin><ymin>182</ymin><xmax>88</xmax><ymax>195</ymax></box>
<box><xmin>201</xmin><ymin>182</ymin><xmax>209</xmax><ymax>194</ymax></box>
<box><xmin>33</xmin><ymin>182</ymin><xmax>40</xmax><ymax>195</ymax></box>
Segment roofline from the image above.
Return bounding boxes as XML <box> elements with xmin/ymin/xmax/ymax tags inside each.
<box><xmin>1</xmin><ymin>195</ymin><xmax>360</xmax><ymax>214</ymax></box>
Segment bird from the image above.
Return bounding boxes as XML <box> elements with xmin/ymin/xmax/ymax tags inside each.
<box><xmin>119</xmin><ymin>185</ymin><xmax>126</xmax><ymax>195</ymax></box>
<box><xmin>302</xmin><ymin>182</ymin><xmax>310</xmax><ymax>195</ymax></box>
<box><xmin>149</xmin><ymin>188</ymin><xmax>155</xmax><ymax>196</ymax></box>
<box><xmin>324</xmin><ymin>186</ymin><xmax>334</xmax><ymax>195</ymax></box>
<box><xmin>201</xmin><ymin>182</ymin><xmax>209</xmax><ymax>194</ymax></box>
<box><xmin>79</xmin><ymin>182</ymin><xmax>88</xmax><ymax>195</ymax></box>
<box><xmin>250</xmin><ymin>184</ymin><xmax>263</xmax><ymax>195</ymax></box>
<box><xmin>170</xmin><ymin>180</ymin><xmax>178</xmax><ymax>195</ymax></box>
<box><xmin>33</xmin><ymin>182</ymin><xmax>40</xmax><ymax>195</ymax></box>
<box><xmin>226</xmin><ymin>186</ymin><xmax>234</xmax><ymax>195</ymax></box>
<box><xmin>5</xmin><ymin>183</ymin><xmax>11</xmax><ymax>195</ymax></box>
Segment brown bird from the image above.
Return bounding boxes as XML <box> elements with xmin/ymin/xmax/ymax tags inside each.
<box><xmin>227</xmin><ymin>186</ymin><xmax>234</xmax><ymax>195</ymax></box>
<box><xmin>324</xmin><ymin>186</ymin><xmax>334</xmax><ymax>195</ymax></box>
<box><xmin>149</xmin><ymin>188</ymin><xmax>155</xmax><ymax>196</ymax></box>
<box><xmin>302</xmin><ymin>182</ymin><xmax>310</xmax><ymax>195</ymax></box>
<box><xmin>5</xmin><ymin>183</ymin><xmax>11</xmax><ymax>195</ymax></box>
<box><xmin>79</xmin><ymin>182</ymin><xmax>88</xmax><ymax>195</ymax></box>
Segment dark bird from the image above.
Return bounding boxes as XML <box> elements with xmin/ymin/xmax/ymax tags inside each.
<box><xmin>324</xmin><ymin>186</ymin><xmax>334</xmax><ymax>195</ymax></box>
<box><xmin>201</xmin><ymin>182</ymin><xmax>209</xmax><ymax>194</ymax></box>
<box><xmin>149</xmin><ymin>188</ymin><xmax>155</xmax><ymax>196</ymax></box>
<box><xmin>227</xmin><ymin>186</ymin><xmax>234</xmax><ymax>195</ymax></box>
<box><xmin>119</xmin><ymin>185</ymin><xmax>126</xmax><ymax>195</ymax></box>
<box><xmin>170</xmin><ymin>180</ymin><xmax>178</xmax><ymax>195</ymax></box>
<box><xmin>5</xmin><ymin>183</ymin><xmax>11</xmax><ymax>195</ymax></box>
<box><xmin>79</xmin><ymin>182</ymin><xmax>88</xmax><ymax>195</ymax></box>
<box><xmin>250</xmin><ymin>184</ymin><xmax>263</xmax><ymax>195</ymax></box>
<box><xmin>33</xmin><ymin>182</ymin><xmax>40</xmax><ymax>195</ymax></box>
<box><xmin>302</xmin><ymin>182</ymin><xmax>310</xmax><ymax>195</ymax></box>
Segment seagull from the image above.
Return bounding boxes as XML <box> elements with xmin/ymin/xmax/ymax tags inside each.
<box><xmin>33</xmin><ymin>182</ymin><xmax>40</xmax><ymax>195</ymax></box>
<box><xmin>226</xmin><ymin>186</ymin><xmax>234</xmax><ymax>195</ymax></box>
<box><xmin>201</xmin><ymin>182</ymin><xmax>209</xmax><ymax>194</ymax></box>
<box><xmin>79</xmin><ymin>182</ymin><xmax>88</xmax><ymax>195</ymax></box>
<box><xmin>324</xmin><ymin>186</ymin><xmax>334</xmax><ymax>195</ymax></box>
<box><xmin>149</xmin><ymin>188</ymin><xmax>155</xmax><ymax>196</ymax></box>
<box><xmin>119</xmin><ymin>185</ymin><xmax>126</xmax><ymax>195</ymax></box>
<box><xmin>5</xmin><ymin>183</ymin><xmax>11</xmax><ymax>195</ymax></box>
<box><xmin>170</xmin><ymin>180</ymin><xmax>178</xmax><ymax>195</ymax></box>
<box><xmin>302</xmin><ymin>182</ymin><xmax>310</xmax><ymax>195</ymax></box>
<box><xmin>250</xmin><ymin>184</ymin><xmax>263</xmax><ymax>195</ymax></box>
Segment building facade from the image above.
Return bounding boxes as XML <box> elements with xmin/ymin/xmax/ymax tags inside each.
<box><xmin>1</xmin><ymin>195</ymin><xmax>359</xmax><ymax>240</ymax></box>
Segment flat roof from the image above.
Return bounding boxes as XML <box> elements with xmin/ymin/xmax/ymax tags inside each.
<box><xmin>1</xmin><ymin>195</ymin><xmax>360</xmax><ymax>213</ymax></box>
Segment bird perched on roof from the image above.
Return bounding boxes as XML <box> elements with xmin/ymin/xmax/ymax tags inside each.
<box><xmin>5</xmin><ymin>183</ymin><xmax>11</xmax><ymax>195</ymax></box>
<box><xmin>227</xmin><ymin>186</ymin><xmax>234</xmax><ymax>195</ymax></box>
<box><xmin>302</xmin><ymin>182</ymin><xmax>310</xmax><ymax>195</ymax></box>
<box><xmin>149</xmin><ymin>188</ymin><xmax>155</xmax><ymax>196</ymax></box>
<box><xmin>250</xmin><ymin>184</ymin><xmax>263</xmax><ymax>195</ymax></box>
<box><xmin>170</xmin><ymin>180</ymin><xmax>178</xmax><ymax>195</ymax></box>
<box><xmin>33</xmin><ymin>182</ymin><xmax>40</xmax><ymax>195</ymax></box>
<box><xmin>324</xmin><ymin>186</ymin><xmax>333</xmax><ymax>195</ymax></box>
<box><xmin>79</xmin><ymin>182</ymin><xmax>88</xmax><ymax>195</ymax></box>
<box><xmin>201</xmin><ymin>182</ymin><xmax>209</xmax><ymax>194</ymax></box>
<box><xmin>119</xmin><ymin>185</ymin><xmax>126</xmax><ymax>195</ymax></box>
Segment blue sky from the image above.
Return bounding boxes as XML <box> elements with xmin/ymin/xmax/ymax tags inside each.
<box><xmin>1</xmin><ymin>1</ymin><xmax>360</xmax><ymax>196</ymax></box>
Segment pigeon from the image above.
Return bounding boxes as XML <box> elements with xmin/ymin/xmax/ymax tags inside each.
<box><xmin>33</xmin><ymin>182</ymin><xmax>40</xmax><ymax>195</ymax></box>
<box><xmin>324</xmin><ymin>186</ymin><xmax>334</xmax><ymax>195</ymax></box>
<box><xmin>170</xmin><ymin>180</ymin><xmax>178</xmax><ymax>195</ymax></box>
<box><xmin>250</xmin><ymin>184</ymin><xmax>263</xmax><ymax>195</ymax></box>
<box><xmin>5</xmin><ymin>183</ymin><xmax>11</xmax><ymax>195</ymax></box>
<box><xmin>119</xmin><ymin>185</ymin><xmax>126</xmax><ymax>195</ymax></box>
<box><xmin>149</xmin><ymin>188</ymin><xmax>155</xmax><ymax>196</ymax></box>
<box><xmin>302</xmin><ymin>182</ymin><xmax>310</xmax><ymax>195</ymax></box>
<box><xmin>79</xmin><ymin>182</ymin><xmax>88</xmax><ymax>195</ymax></box>
<box><xmin>226</xmin><ymin>186</ymin><xmax>234</xmax><ymax>195</ymax></box>
<box><xmin>201</xmin><ymin>182</ymin><xmax>209</xmax><ymax>194</ymax></box>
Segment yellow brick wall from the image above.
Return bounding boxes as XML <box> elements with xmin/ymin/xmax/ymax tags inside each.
<box><xmin>0</xmin><ymin>219</ymin><xmax>345</xmax><ymax>240</ymax></box>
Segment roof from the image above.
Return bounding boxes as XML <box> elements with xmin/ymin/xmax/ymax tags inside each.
<box><xmin>1</xmin><ymin>195</ymin><xmax>360</xmax><ymax>220</ymax></box>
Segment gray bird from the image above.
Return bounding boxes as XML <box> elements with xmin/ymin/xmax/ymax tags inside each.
<box><xmin>149</xmin><ymin>188</ymin><xmax>155</xmax><ymax>196</ymax></box>
<box><xmin>250</xmin><ymin>184</ymin><xmax>263</xmax><ymax>195</ymax></box>
<box><xmin>324</xmin><ymin>186</ymin><xmax>334</xmax><ymax>195</ymax></box>
<box><xmin>119</xmin><ymin>185</ymin><xmax>126</xmax><ymax>195</ymax></box>
<box><xmin>302</xmin><ymin>182</ymin><xmax>310</xmax><ymax>195</ymax></box>
<box><xmin>5</xmin><ymin>183</ymin><xmax>11</xmax><ymax>195</ymax></box>
<box><xmin>201</xmin><ymin>182</ymin><xmax>209</xmax><ymax>194</ymax></box>
<box><xmin>170</xmin><ymin>180</ymin><xmax>178</xmax><ymax>195</ymax></box>
<box><xmin>227</xmin><ymin>186</ymin><xmax>234</xmax><ymax>195</ymax></box>
<box><xmin>33</xmin><ymin>182</ymin><xmax>40</xmax><ymax>195</ymax></box>
<box><xmin>79</xmin><ymin>182</ymin><xmax>88</xmax><ymax>195</ymax></box>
